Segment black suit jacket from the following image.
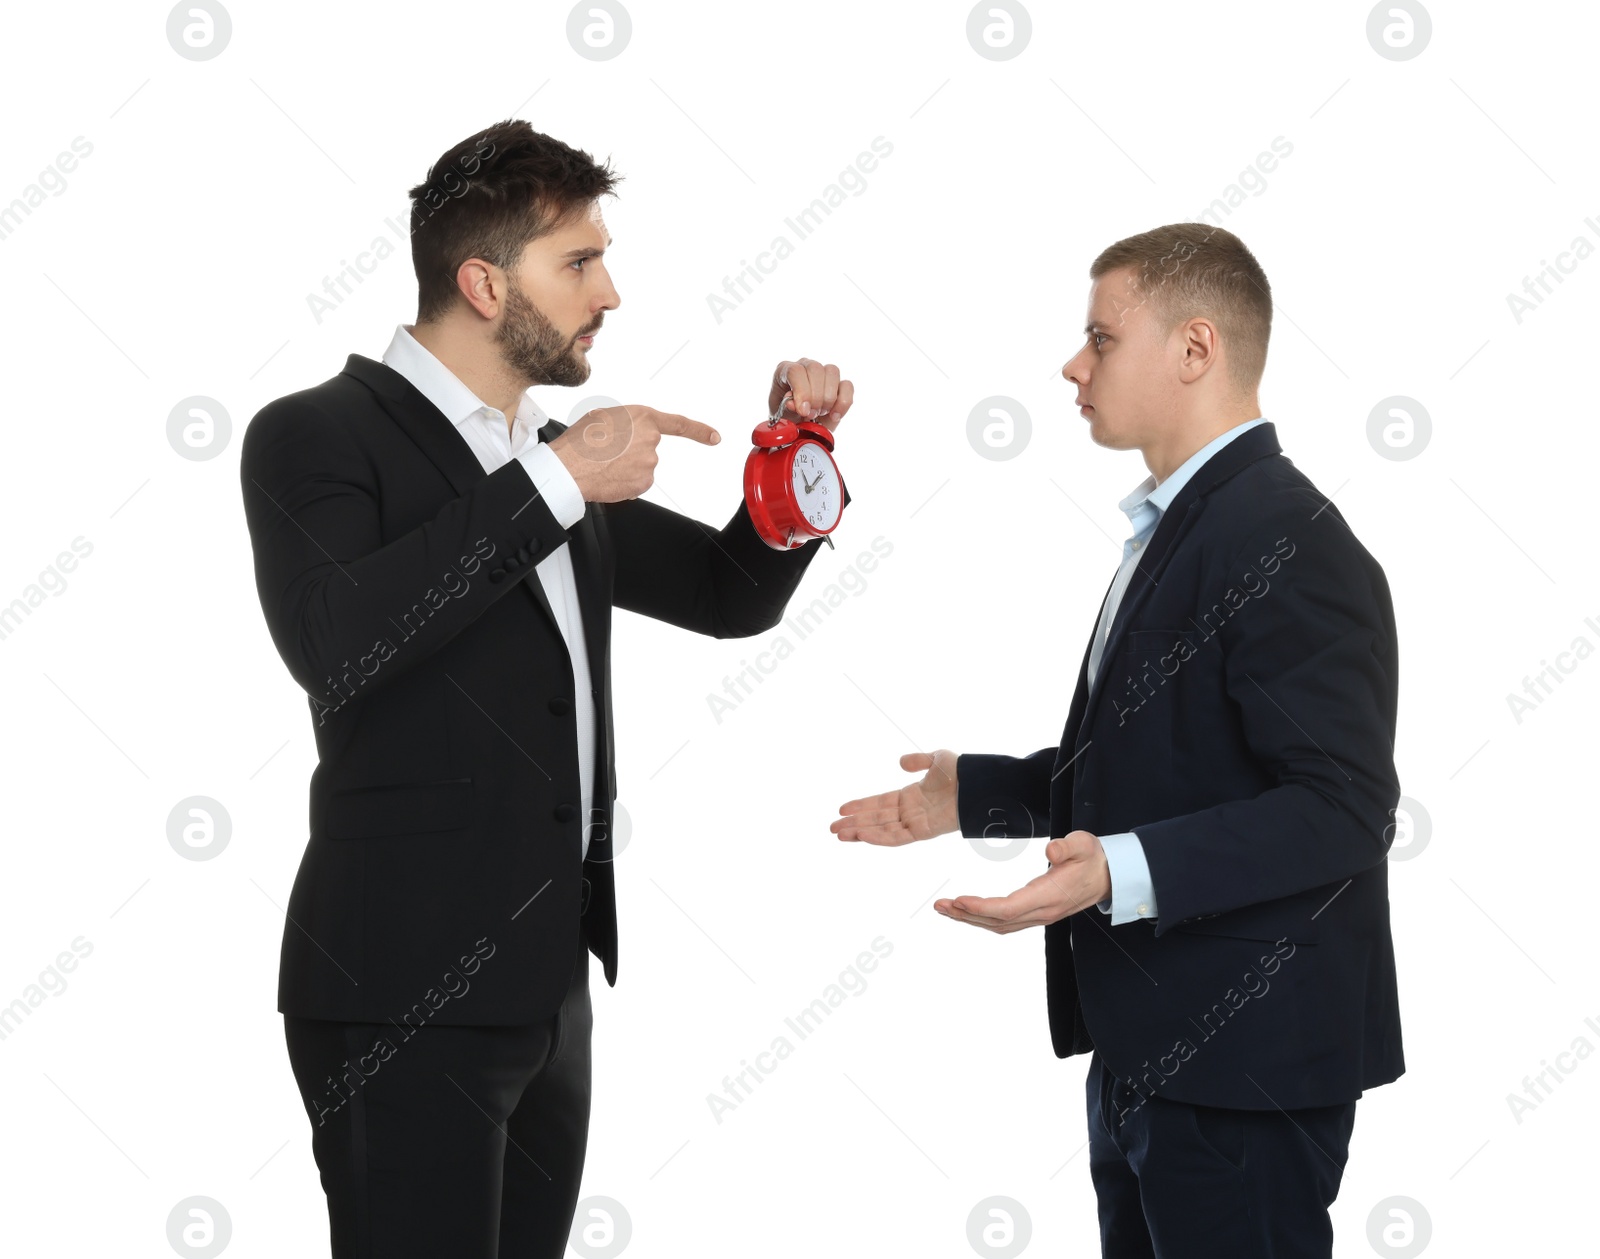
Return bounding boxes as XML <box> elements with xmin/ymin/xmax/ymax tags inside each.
<box><xmin>240</xmin><ymin>353</ymin><xmax>844</xmax><ymax>1027</ymax></box>
<box><xmin>955</xmin><ymin>422</ymin><xmax>1403</xmax><ymax>1110</ymax></box>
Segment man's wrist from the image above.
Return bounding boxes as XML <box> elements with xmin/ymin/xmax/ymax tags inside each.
<box><xmin>548</xmin><ymin>438</ymin><xmax>593</xmax><ymax>502</ymax></box>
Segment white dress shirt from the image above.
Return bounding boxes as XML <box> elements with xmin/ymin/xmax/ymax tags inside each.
<box><xmin>1088</xmin><ymin>418</ymin><xmax>1270</xmax><ymax>924</ymax></box>
<box><xmin>380</xmin><ymin>324</ymin><xmax>597</xmax><ymax>858</ymax></box>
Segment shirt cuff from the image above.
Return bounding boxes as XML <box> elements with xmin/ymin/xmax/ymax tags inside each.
<box><xmin>1095</xmin><ymin>830</ymin><xmax>1158</xmax><ymax>925</ymax></box>
<box><xmin>514</xmin><ymin>442</ymin><xmax>586</xmax><ymax>530</ymax></box>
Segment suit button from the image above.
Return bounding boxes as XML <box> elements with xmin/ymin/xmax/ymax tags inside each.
<box><xmin>504</xmin><ymin>554</ymin><xmax>521</xmax><ymax>570</ymax></box>
<box><xmin>553</xmin><ymin>803</ymin><xmax>578</xmax><ymax>822</ymax></box>
<box><xmin>489</xmin><ymin>568</ymin><xmax>506</xmax><ymax>583</ymax></box>
<box><xmin>548</xmin><ymin>697</ymin><xmax>572</xmax><ymax>715</ymax></box>
<box><xmin>516</xmin><ymin>547</ymin><xmax>531</xmax><ymax>561</ymax></box>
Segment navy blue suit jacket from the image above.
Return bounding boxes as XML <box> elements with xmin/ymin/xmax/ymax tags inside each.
<box><xmin>956</xmin><ymin>421</ymin><xmax>1404</xmax><ymax>1110</ymax></box>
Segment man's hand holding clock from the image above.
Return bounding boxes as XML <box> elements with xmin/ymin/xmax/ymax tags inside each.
<box><xmin>768</xmin><ymin>357</ymin><xmax>853</xmax><ymax>433</ymax></box>
<box><xmin>832</xmin><ymin>750</ymin><xmax>1113</xmax><ymax>933</ymax></box>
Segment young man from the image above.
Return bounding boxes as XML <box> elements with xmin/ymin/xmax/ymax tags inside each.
<box><xmin>834</xmin><ymin>223</ymin><xmax>1403</xmax><ymax>1258</ymax></box>
<box><xmin>240</xmin><ymin>119</ymin><xmax>852</xmax><ymax>1258</ymax></box>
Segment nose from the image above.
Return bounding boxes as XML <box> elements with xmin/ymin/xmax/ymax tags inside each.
<box><xmin>1062</xmin><ymin>348</ymin><xmax>1088</xmax><ymax>386</ymax></box>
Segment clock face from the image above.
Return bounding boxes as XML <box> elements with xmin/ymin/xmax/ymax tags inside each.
<box><xmin>791</xmin><ymin>443</ymin><xmax>841</xmax><ymax>531</ymax></box>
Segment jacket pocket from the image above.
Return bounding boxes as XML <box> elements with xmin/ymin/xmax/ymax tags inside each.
<box><xmin>325</xmin><ymin>777</ymin><xmax>472</xmax><ymax>839</ymax></box>
<box><xmin>1167</xmin><ymin>902</ymin><xmax>1320</xmax><ymax>947</ymax></box>
<box><xmin>1119</xmin><ymin>628</ymin><xmax>1203</xmax><ymax>676</ymax></box>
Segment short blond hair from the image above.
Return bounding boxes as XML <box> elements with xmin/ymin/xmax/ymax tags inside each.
<box><xmin>1090</xmin><ymin>223</ymin><xmax>1272</xmax><ymax>392</ymax></box>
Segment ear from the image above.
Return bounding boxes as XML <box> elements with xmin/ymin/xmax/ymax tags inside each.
<box><xmin>455</xmin><ymin>257</ymin><xmax>503</xmax><ymax>321</ymax></box>
<box><xmin>1177</xmin><ymin>316</ymin><xmax>1221</xmax><ymax>383</ymax></box>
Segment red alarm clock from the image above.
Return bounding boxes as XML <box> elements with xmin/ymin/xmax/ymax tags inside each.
<box><xmin>743</xmin><ymin>392</ymin><xmax>846</xmax><ymax>551</ymax></box>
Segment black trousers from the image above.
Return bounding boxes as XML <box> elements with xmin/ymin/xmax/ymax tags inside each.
<box><xmin>1085</xmin><ymin>1050</ymin><xmax>1357</xmax><ymax>1259</ymax></box>
<box><xmin>283</xmin><ymin>947</ymin><xmax>592</xmax><ymax>1258</ymax></box>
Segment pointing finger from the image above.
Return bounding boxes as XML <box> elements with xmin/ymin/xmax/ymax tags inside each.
<box><xmin>652</xmin><ymin>410</ymin><xmax>721</xmax><ymax>445</ymax></box>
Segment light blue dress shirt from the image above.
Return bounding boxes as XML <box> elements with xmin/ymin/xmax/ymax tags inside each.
<box><xmin>1090</xmin><ymin>418</ymin><xmax>1269</xmax><ymax>925</ymax></box>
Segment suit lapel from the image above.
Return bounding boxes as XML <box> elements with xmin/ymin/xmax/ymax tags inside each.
<box><xmin>1075</xmin><ymin>497</ymin><xmax>1207</xmax><ymax>740</ymax></box>
<box><xmin>341</xmin><ymin>354</ymin><xmax>607</xmax><ymax>688</ymax></box>
<box><xmin>1072</xmin><ymin>421</ymin><xmax>1283</xmax><ymax>745</ymax></box>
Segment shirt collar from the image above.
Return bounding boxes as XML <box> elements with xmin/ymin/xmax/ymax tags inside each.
<box><xmin>380</xmin><ymin>323</ymin><xmax>549</xmax><ymax>435</ymax></box>
<box><xmin>1119</xmin><ymin>417</ymin><xmax>1270</xmax><ymax>528</ymax></box>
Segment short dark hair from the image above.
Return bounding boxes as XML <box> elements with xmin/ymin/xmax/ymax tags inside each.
<box><xmin>408</xmin><ymin>119</ymin><xmax>622</xmax><ymax>323</ymax></box>
<box><xmin>1089</xmin><ymin>223</ymin><xmax>1272</xmax><ymax>393</ymax></box>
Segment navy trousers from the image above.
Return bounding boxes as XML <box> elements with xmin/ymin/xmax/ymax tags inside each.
<box><xmin>283</xmin><ymin>948</ymin><xmax>592</xmax><ymax>1258</ymax></box>
<box><xmin>1085</xmin><ymin>1050</ymin><xmax>1358</xmax><ymax>1258</ymax></box>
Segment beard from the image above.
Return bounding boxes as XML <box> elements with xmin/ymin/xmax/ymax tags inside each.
<box><xmin>496</xmin><ymin>280</ymin><xmax>595</xmax><ymax>387</ymax></box>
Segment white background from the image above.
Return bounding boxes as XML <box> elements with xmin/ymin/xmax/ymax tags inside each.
<box><xmin>1</xmin><ymin>1</ymin><xmax>1595</xmax><ymax>1255</ymax></box>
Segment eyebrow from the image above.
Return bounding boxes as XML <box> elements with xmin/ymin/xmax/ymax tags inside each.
<box><xmin>1085</xmin><ymin>320</ymin><xmax>1111</xmax><ymax>335</ymax></box>
<box><xmin>561</xmin><ymin>233</ymin><xmax>613</xmax><ymax>260</ymax></box>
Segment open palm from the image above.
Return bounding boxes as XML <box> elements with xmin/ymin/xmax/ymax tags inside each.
<box><xmin>831</xmin><ymin>749</ymin><xmax>959</xmax><ymax>846</ymax></box>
